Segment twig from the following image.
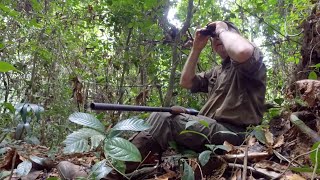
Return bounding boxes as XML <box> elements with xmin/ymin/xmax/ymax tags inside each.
<box><xmin>228</xmin><ymin>163</ymin><xmax>281</xmax><ymax>179</ymax></box>
<box><xmin>125</xmin><ymin>166</ymin><xmax>157</xmax><ymax>178</ymax></box>
<box><xmin>242</xmin><ymin>146</ymin><xmax>248</xmax><ymax>180</ymax></box>
<box><xmin>309</xmin><ymin>41</ymin><xmax>320</xmax><ymax>65</ymax></box>
<box><xmin>9</xmin><ymin>149</ymin><xmax>18</xmax><ymax>180</ymax></box>
<box><xmin>128</xmin><ymin>151</ymin><xmax>152</xmax><ymax>179</ymax></box>
<box><xmin>105</xmin><ymin>159</ymin><xmax>129</xmax><ymax>179</ymax></box>
<box><xmin>188</xmin><ymin>159</ymin><xmax>204</xmax><ymax>180</ymax></box>
<box><xmin>273</xmin><ymin>148</ymin><xmax>318</xmax><ymax>179</ymax></box>
<box><xmin>222</xmin><ymin>151</ymin><xmax>270</xmax><ymax>161</ymax></box>
<box><xmin>273</xmin><ymin>150</ymin><xmax>301</xmax><ymax>167</ymax></box>
<box><xmin>311</xmin><ymin>143</ymin><xmax>320</xmax><ymax>180</ymax></box>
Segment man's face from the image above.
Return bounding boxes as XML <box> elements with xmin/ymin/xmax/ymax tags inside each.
<box><xmin>211</xmin><ymin>37</ymin><xmax>228</xmax><ymax>60</ymax></box>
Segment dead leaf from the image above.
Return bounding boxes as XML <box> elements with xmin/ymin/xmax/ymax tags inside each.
<box><xmin>254</xmin><ymin>160</ymin><xmax>287</xmax><ymax>172</ymax></box>
<box><xmin>281</xmin><ymin>174</ymin><xmax>306</xmax><ymax>180</ymax></box>
<box><xmin>21</xmin><ymin>170</ymin><xmax>42</xmax><ymax>180</ymax></box>
<box><xmin>231</xmin><ymin>169</ymin><xmax>242</xmax><ymax>180</ymax></box>
<box><xmin>247</xmin><ymin>135</ymin><xmax>257</xmax><ymax>146</ymax></box>
<box><xmin>290</xmin><ymin>80</ymin><xmax>320</xmax><ymax>107</ymax></box>
<box><xmin>0</xmin><ymin>148</ymin><xmax>22</xmax><ymax>170</ymax></box>
<box><xmin>265</xmin><ymin>129</ymin><xmax>274</xmax><ymax>146</ymax></box>
<box><xmin>273</xmin><ymin>135</ymin><xmax>285</xmax><ymax>148</ymax></box>
<box><xmin>155</xmin><ymin>168</ymin><xmax>177</xmax><ymax>179</ymax></box>
<box><xmin>223</xmin><ymin>141</ymin><xmax>235</xmax><ymax>152</ymax></box>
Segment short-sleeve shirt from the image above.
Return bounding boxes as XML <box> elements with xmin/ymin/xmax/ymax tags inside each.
<box><xmin>190</xmin><ymin>46</ymin><xmax>266</xmax><ymax>127</ymax></box>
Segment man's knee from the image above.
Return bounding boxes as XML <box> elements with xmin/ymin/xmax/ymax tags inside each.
<box><xmin>147</xmin><ymin>112</ymin><xmax>172</xmax><ymax>125</ymax></box>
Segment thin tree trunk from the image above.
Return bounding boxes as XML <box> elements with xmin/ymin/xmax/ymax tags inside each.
<box><xmin>163</xmin><ymin>0</ymin><xmax>194</xmax><ymax>106</ymax></box>
<box><xmin>118</xmin><ymin>28</ymin><xmax>133</xmax><ymax>105</ymax></box>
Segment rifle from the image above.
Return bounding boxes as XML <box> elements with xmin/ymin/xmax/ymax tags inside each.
<box><xmin>90</xmin><ymin>103</ymin><xmax>199</xmax><ymax>115</ymax></box>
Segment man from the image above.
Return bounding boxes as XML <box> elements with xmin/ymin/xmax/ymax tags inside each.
<box><xmin>127</xmin><ymin>21</ymin><xmax>266</xmax><ymax>173</ymax></box>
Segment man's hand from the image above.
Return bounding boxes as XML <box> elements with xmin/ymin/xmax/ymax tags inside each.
<box><xmin>207</xmin><ymin>21</ymin><xmax>229</xmax><ymax>36</ymax></box>
<box><xmin>192</xmin><ymin>28</ymin><xmax>210</xmax><ymax>52</ymax></box>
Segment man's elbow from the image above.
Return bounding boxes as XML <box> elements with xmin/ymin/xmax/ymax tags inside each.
<box><xmin>235</xmin><ymin>47</ymin><xmax>254</xmax><ymax>63</ymax></box>
<box><xmin>179</xmin><ymin>79</ymin><xmax>193</xmax><ymax>89</ymax></box>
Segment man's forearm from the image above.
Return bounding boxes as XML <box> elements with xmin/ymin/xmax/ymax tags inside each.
<box><xmin>218</xmin><ymin>30</ymin><xmax>254</xmax><ymax>63</ymax></box>
<box><xmin>180</xmin><ymin>49</ymin><xmax>201</xmax><ymax>89</ymax></box>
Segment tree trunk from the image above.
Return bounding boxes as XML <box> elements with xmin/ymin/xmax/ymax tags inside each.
<box><xmin>290</xmin><ymin>4</ymin><xmax>320</xmax><ymax>83</ymax></box>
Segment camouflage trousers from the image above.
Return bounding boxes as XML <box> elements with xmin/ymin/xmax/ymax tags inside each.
<box><xmin>131</xmin><ymin>112</ymin><xmax>246</xmax><ymax>154</ymax></box>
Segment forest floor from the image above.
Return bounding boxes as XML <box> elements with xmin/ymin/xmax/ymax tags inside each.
<box><xmin>0</xmin><ymin>80</ymin><xmax>319</xmax><ymax>180</ymax></box>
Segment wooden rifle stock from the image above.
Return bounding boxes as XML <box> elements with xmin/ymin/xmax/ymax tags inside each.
<box><xmin>90</xmin><ymin>103</ymin><xmax>199</xmax><ymax>115</ymax></box>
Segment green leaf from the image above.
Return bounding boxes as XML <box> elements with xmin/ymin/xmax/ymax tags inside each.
<box><xmin>91</xmin><ymin>160</ymin><xmax>113</xmax><ymax>179</ymax></box>
<box><xmin>211</xmin><ymin>130</ymin><xmax>238</xmax><ymax>137</ymax></box>
<box><xmin>69</xmin><ymin>112</ymin><xmax>105</xmax><ymax>132</ymax></box>
<box><xmin>16</xmin><ymin>160</ymin><xmax>32</xmax><ymax>176</ymax></box>
<box><xmin>308</xmin><ymin>71</ymin><xmax>318</xmax><ymax>80</ymax></box>
<box><xmin>0</xmin><ymin>61</ymin><xmax>20</xmax><ymax>72</ymax></box>
<box><xmin>104</xmin><ymin>137</ymin><xmax>141</xmax><ymax>162</ymax></box>
<box><xmin>290</xmin><ymin>166</ymin><xmax>320</xmax><ymax>173</ymax></box>
<box><xmin>205</xmin><ymin>144</ymin><xmax>229</xmax><ymax>152</ymax></box>
<box><xmin>310</xmin><ymin>63</ymin><xmax>320</xmax><ymax>69</ymax></box>
<box><xmin>180</xmin><ymin>130</ymin><xmax>210</xmax><ymax>143</ymax></box>
<box><xmin>112</xmin><ymin>159</ymin><xmax>126</xmax><ymax>174</ymax></box>
<box><xmin>253</xmin><ymin>128</ymin><xmax>266</xmax><ymax>144</ymax></box>
<box><xmin>46</xmin><ymin>178</ymin><xmax>60</xmax><ymax>180</ymax></box>
<box><xmin>63</xmin><ymin>128</ymin><xmax>104</xmax><ymax>154</ymax></box>
<box><xmin>30</xmin><ymin>156</ymin><xmax>46</xmax><ymax>166</ymax></box>
<box><xmin>185</xmin><ymin>120</ymin><xmax>198</xmax><ymax>129</ymax></box>
<box><xmin>168</xmin><ymin>141</ymin><xmax>178</xmax><ymax>151</ymax></box>
<box><xmin>199</xmin><ymin>120</ymin><xmax>209</xmax><ymax>128</ymax></box>
<box><xmin>0</xmin><ymin>171</ymin><xmax>10</xmax><ymax>179</ymax></box>
<box><xmin>112</xmin><ymin>117</ymin><xmax>150</xmax><ymax>131</ymax></box>
<box><xmin>15</xmin><ymin>123</ymin><xmax>25</xmax><ymax>140</ymax></box>
<box><xmin>199</xmin><ymin>150</ymin><xmax>212</xmax><ymax>166</ymax></box>
<box><xmin>273</xmin><ymin>98</ymin><xmax>284</xmax><ymax>106</ymax></box>
<box><xmin>310</xmin><ymin>142</ymin><xmax>320</xmax><ymax>167</ymax></box>
<box><xmin>2</xmin><ymin>102</ymin><xmax>15</xmax><ymax>113</ymax></box>
<box><xmin>182</xmin><ymin>160</ymin><xmax>194</xmax><ymax>180</ymax></box>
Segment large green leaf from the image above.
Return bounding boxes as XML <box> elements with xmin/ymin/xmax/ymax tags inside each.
<box><xmin>199</xmin><ymin>150</ymin><xmax>212</xmax><ymax>166</ymax></box>
<box><xmin>69</xmin><ymin>112</ymin><xmax>105</xmax><ymax>132</ymax></box>
<box><xmin>16</xmin><ymin>160</ymin><xmax>32</xmax><ymax>176</ymax></box>
<box><xmin>112</xmin><ymin>159</ymin><xmax>126</xmax><ymax>174</ymax></box>
<box><xmin>63</xmin><ymin>128</ymin><xmax>104</xmax><ymax>153</ymax></box>
<box><xmin>91</xmin><ymin>160</ymin><xmax>113</xmax><ymax>179</ymax></box>
<box><xmin>104</xmin><ymin>137</ymin><xmax>141</xmax><ymax>162</ymax></box>
<box><xmin>182</xmin><ymin>160</ymin><xmax>194</xmax><ymax>180</ymax></box>
<box><xmin>0</xmin><ymin>61</ymin><xmax>19</xmax><ymax>72</ymax></box>
<box><xmin>112</xmin><ymin>117</ymin><xmax>149</xmax><ymax>131</ymax></box>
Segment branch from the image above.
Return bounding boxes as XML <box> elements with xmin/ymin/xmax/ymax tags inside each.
<box><xmin>234</xmin><ymin>2</ymin><xmax>302</xmax><ymax>45</ymax></box>
<box><xmin>290</xmin><ymin>111</ymin><xmax>320</xmax><ymax>143</ymax></box>
<box><xmin>180</xmin><ymin>0</ymin><xmax>194</xmax><ymax>34</ymax></box>
<box><xmin>228</xmin><ymin>163</ymin><xmax>281</xmax><ymax>179</ymax></box>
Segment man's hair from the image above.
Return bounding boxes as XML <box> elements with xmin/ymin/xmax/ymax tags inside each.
<box><xmin>224</xmin><ymin>21</ymin><xmax>240</xmax><ymax>34</ymax></box>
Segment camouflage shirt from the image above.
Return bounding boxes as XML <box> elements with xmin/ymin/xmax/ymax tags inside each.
<box><xmin>190</xmin><ymin>46</ymin><xmax>266</xmax><ymax>127</ymax></box>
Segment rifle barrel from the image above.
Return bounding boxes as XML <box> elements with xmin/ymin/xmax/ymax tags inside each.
<box><xmin>90</xmin><ymin>103</ymin><xmax>172</xmax><ymax>112</ymax></box>
<box><xmin>90</xmin><ymin>103</ymin><xmax>199</xmax><ymax>115</ymax></box>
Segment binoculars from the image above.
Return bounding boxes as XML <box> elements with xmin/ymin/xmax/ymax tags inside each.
<box><xmin>199</xmin><ymin>25</ymin><xmax>217</xmax><ymax>37</ymax></box>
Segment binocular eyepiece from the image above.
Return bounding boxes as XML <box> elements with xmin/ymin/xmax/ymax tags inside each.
<box><xmin>199</xmin><ymin>25</ymin><xmax>217</xmax><ymax>37</ymax></box>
